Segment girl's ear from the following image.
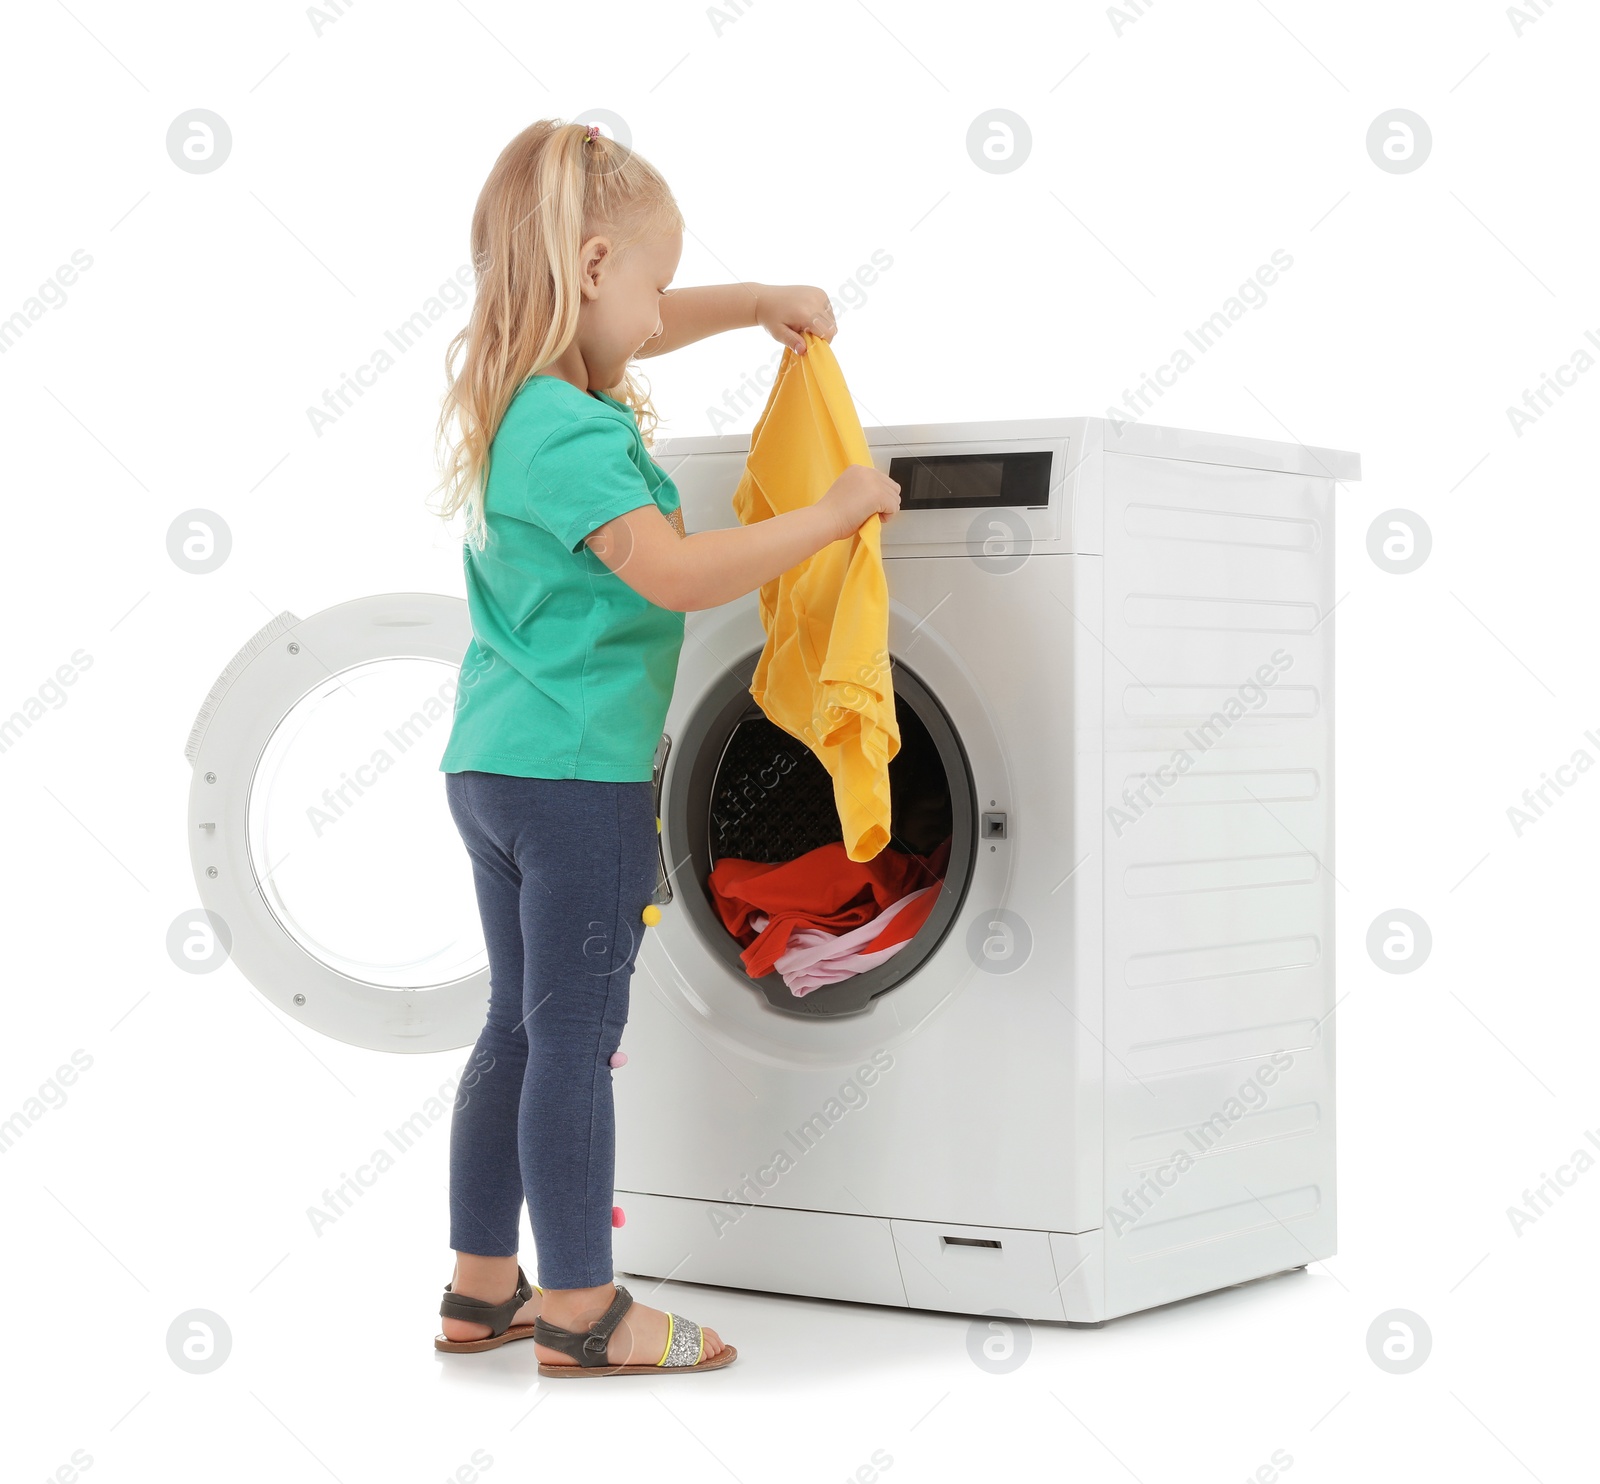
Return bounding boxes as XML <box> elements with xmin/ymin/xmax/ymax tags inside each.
<box><xmin>577</xmin><ymin>235</ymin><xmax>612</xmax><ymax>298</ymax></box>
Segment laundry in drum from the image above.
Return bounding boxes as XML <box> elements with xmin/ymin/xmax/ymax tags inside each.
<box><xmin>709</xmin><ymin>834</ymin><xmax>951</xmax><ymax>996</ymax></box>
<box><xmin>751</xmin><ymin>885</ymin><xmax>938</xmax><ymax>998</ymax></box>
<box><xmin>731</xmin><ymin>330</ymin><xmax>898</xmax><ymax>863</ymax></box>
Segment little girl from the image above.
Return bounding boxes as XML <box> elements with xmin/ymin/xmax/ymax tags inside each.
<box><xmin>426</xmin><ymin>119</ymin><xmax>900</xmax><ymax>1377</ymax></box>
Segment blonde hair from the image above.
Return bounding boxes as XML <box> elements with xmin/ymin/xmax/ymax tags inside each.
<box><xmin>429</xmin><ymin>119</ymin><xmax>684</xmax><ymax>551</ymax></box>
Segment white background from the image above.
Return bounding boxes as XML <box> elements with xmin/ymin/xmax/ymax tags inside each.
<box><xmin>4</xmin><ymin>1</ymin><xmax>1597</xmax><ymax>1480</ymax></box>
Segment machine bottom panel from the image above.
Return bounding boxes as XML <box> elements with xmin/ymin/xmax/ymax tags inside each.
<box><xmin>612</xmin><ymin>1190</ymin><xmax>1107</xmax><ymax>1323</ymax></box>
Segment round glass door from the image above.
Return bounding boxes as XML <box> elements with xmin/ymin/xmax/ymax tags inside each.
<box><xmin>185</xmin><ymin>594</ymin><xmax>492</xmax><ymax>1052</ymax></box>
<box><xmin>247</xmin><ymin>657</ymin><xmax>485</xmax><ymax>990</ymax></box>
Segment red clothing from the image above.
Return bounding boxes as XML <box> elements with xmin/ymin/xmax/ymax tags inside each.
<box><xmin>709</xmin><ymin>836</ymin><xmax>951</xmax><ymax>979</ymax></box>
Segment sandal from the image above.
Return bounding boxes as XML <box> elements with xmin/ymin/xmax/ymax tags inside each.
<box><xmin>434</xmin><ymin>1264</ymin><xmax>543</xmax><ymax>1353</ymax></box>
<box><xmin>532</xmin><ymin>1284</ymin><xmax>737</xmax><ymax>1377</ymax></box>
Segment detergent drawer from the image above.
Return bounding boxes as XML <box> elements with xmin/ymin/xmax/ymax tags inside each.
<box><xmin>613</xmin><ymin>1191</ymin><xmax>909</xmax><ymax>1309</ymax></box>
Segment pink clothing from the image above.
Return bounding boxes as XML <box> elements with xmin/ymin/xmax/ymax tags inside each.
<box><xmin>775</xmin><ymin>936</ymin><xmax>909</xmax><ymax>994</ymax></box>
<box><xmin>752</xmin><ymin>886</ymin><xmax>936</xmax><ymax>997</ymax></box>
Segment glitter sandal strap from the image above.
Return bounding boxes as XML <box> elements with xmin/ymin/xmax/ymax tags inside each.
<box><xmin>657</xmin><ymin>1312</ymin><xmax>706</xmax><ymax>1367</ymax></box>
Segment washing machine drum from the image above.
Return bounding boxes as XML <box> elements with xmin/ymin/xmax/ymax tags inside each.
<box><xmin>659</xmin><ymin>652</ymin><xmax>976</xmax><ymax>1019</ymax></box>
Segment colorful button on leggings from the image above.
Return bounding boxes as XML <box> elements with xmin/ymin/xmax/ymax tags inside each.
<box><xmin>443</xmin><ymin>769</ymin><xmax>657</xmax><ymax>1290</ymax></box>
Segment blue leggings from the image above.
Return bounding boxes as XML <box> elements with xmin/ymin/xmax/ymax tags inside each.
<box><xmin>443</xmin><ymin>769</ymin><xmax>657</xmax><ymax>1289</ymax></box>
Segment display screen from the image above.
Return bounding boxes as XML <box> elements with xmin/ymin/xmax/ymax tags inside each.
<box><xmin>886</xmin><ymin>450</ymin><xmax>1053</xmax><ymax>511</ymax></box>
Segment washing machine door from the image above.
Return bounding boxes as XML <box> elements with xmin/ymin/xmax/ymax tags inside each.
<box><xmin>638</xmin><ymin>592</ymin><xmax>1014</xmax><ymax>1078</ymax></box>
<box><xmin>654</xmin><ymin>644</ymin><xmax>979</xmax><ymax>1021</ymax></box>
<box><xmin>182</xmin><ymin>593</ymin><xmax>489</xmax><ymax>1053</ymax></box>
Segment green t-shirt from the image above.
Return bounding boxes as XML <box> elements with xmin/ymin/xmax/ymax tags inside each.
<box><xmin>439</xmin><ymin>374</ymin><xmax>686</xmax><ymax>782</ymax></box>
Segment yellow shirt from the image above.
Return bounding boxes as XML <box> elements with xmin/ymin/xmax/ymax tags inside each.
<box><xmin>731</xmin><ymin>332</ymin><xmax>900</xmax><ymax>861</ymax></box>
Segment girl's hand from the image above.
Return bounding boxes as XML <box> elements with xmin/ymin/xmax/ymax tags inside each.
<box><xmin>754</xmin><ymin>284</ymin><xmax>837</xmax><ymax>354</ymax></box>
<box><xmin>818</xmin><ymin>464</ymin><xmax>901</xmax><ymax>543</ymax></box>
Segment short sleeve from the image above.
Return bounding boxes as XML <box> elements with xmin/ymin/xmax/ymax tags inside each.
<box><xmin>524</xmin><ymin>414</ymin><xmax>657</xmax><ymax>554</ymax></box>
<box><xmin>646</xmin><ymin>476</ymin><xmax>678</xmax><ymax>521</ymax></box>
<box><xmin>647</xmin><ymin>456</ymin><xmax>681</xmax><ymax>515</ymax></box>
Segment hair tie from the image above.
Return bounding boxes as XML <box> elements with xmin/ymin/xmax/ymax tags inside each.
<box><xmin>583</xmin><ymin>123</ymin><xmax>600</xmax><ymax>143</ymax></box>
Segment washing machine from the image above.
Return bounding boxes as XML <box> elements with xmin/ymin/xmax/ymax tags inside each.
<box><xmin>611</xmin><ymin>414</ymin><xmax>1359</xmax><ymax>1324</ymax></box>
<box><xmin>181</xmin><ymin>413</ymin><xmax>1357</xmax><ymax>1327</ymax></box>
